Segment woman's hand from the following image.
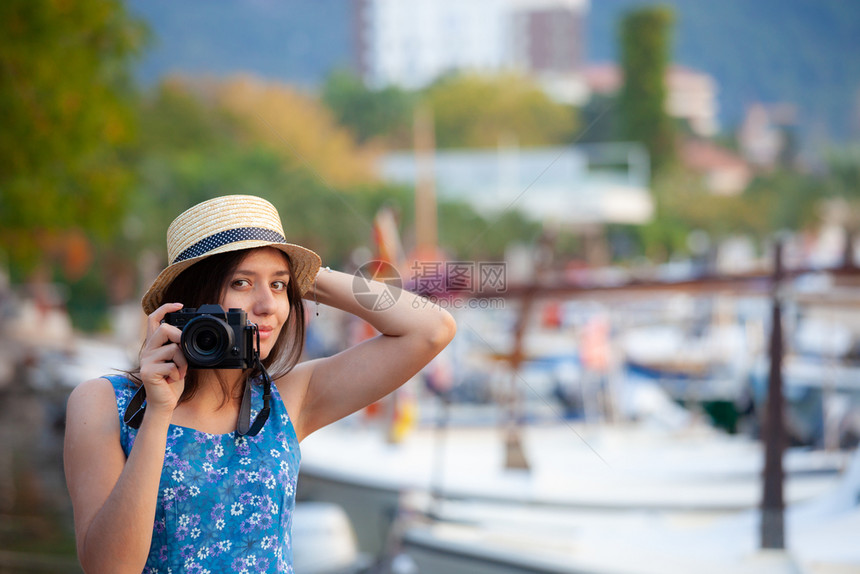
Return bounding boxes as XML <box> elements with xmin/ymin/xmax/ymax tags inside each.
<box><xmin>139</xmin><ymin>302</ymin><xmax>188</xmax><ymax>416</ymax></box>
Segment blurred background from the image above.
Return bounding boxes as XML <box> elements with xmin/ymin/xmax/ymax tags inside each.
<box><xmin>2</xmin><ymin>0</ymin><xmax>860</xmax><ymax>572</ymax></box>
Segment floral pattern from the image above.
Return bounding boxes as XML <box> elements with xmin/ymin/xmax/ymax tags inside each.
<box><xmin>107</xmin><ymin>375</ymin><xmax>300</xmax><ymax>573</ymax></box>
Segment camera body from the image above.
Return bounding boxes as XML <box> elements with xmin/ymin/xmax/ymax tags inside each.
<box><xmin>164</xmin><ymin>304</ymin><xmax>257</xmax><ymax>369</ymax></box>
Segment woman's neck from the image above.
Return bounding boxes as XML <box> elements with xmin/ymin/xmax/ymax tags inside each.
<box><xmin>193</xmin><ymin>369</ymin><xmax>244</xmax><ymax>409</ymax></box>
<box><xmin>171</xmin><ymin>370</ymin><xmax>246</xmax><ymax>434</ymax></box>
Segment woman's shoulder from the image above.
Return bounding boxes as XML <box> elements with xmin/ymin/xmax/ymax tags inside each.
<box><xmin>68</xmin><ymin>376</ymin><xmax>115</xmax><ymax>396</ymax></box>
<box><xmin>66</xmin><ymin>377</ymin><xmax>126</xmax><ymax>429</ymax></box>
<box><xmin>67</xmin><ymin>375</ymin><xmax>135</xmax><ymax>412</ymax></box>
<box><xmin>68</xmin><ymin>375</ymin><xmax>114</xmax><ymax>399</ymax></box>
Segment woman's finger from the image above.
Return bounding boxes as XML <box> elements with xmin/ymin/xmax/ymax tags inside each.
<box><xmin>146</xmin><ymin>302</ymin><xmax>184</xmax><ymax>337</ymax></box>
<box><xmin>142</xmin><ymin>362</ymin><xmax>179</xmax><ymax>381</ymax></box>
<box><xmin>142</xmin><ymin>342</ymin><xmax>181</xmax><ymax>364</ymax></box>
<box><xmin>140</xmin><ymin>343</ymin><xmax>186</xmax><ymax>384</ymax></box>
<box><xmin>171</xmin><ymin>347</ymin><xmax>188</xmax><ymax>380</ymax></box>
<box><xmin>143</xmin><ymin>323</ymin><xmax>183</xmax><ymax>354</ymax></box>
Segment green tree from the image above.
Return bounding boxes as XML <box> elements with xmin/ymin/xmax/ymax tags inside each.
<box><xmin>630</xmin><ymin>164</ymin><xmax>826</xmax><ymax>264</ymax></box>
<box><xmin>423</xmin><ymin>73</ymin><xmax>578</xmax><ymax>149</ymax></box>
<box><xmin>130</xmin><ymin>81</ymin><xmax>394</xmax><ymax>270</ymax></box>
<box><xmin>578</xmin><ymin>93</ymin><xmax>621</xmax><ymax>144</ymax></box>
<box><xmin>321</xmin><ymin>69</ymin><xmax>415</xmax><ymax>147</ymax></box>
<box><xmin>743</xmin><ymin>169</ymin><xmax>823</xmax><ymax>237</ymax></box>
<box><xmin>619</xmin><ymin>5</ymin><xmax>676</xmax><ymax>174</ymax></box>
<box><xmin>823</xmin><ymin>147</ymin><xmax>860</xmax><ymax>200</ymax></box>
<box><xmin>0</xmin><ymin>0</ymin><xmax>146</xmax><ymax>277</ymax></box>
<box><xmin>435</xmin><ymin>200</ymin><xmax>542</xmax><ymax>261</ymax></box>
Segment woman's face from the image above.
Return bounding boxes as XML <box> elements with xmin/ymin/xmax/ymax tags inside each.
<box><xmin>220</xmin><ymin>247</ymin><xmax>292</xmax><ymax>360</ymax></box>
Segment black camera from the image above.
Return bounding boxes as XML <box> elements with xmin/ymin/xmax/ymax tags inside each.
<box><xmin>164</xmin><ymin>304</ymin><xmax>258</xmax><ymax>369</ymax></box>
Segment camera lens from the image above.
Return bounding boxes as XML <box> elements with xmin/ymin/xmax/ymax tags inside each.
<box><xmin>193</xmin><ymin>328</ymin><xmax>219</xmax><ymax>355</ymax></box>
<box><xmin>181</xmin><ymin>316</ymin><xmax>234</xmax><ymax>367</ymax></box>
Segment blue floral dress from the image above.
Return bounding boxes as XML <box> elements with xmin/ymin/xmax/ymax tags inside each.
<box><xmin>107</xmin><ymin>375</ymin><xmax>301</xmax><ymax>574</ymax></box>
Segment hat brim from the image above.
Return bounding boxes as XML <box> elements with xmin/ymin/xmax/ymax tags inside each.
<box><xmin>141</xmin><ymin>239</ymin><xmax>321</xmax><ymax>315</ymax></box>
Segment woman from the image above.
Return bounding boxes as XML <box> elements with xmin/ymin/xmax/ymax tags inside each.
<box><xmin>63</xmin><ymin>195</ymin><xmax>456</xmax><ymax>573</ymax></box>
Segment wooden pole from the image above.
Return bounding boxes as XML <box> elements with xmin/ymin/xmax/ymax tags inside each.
<box><xmin>414</xmin><ymin>106</ymin><xmax>438</xmax><ymax>258</ymax></box>
<box><xmin>503</xmin><ymin>231</ymin><xmax>556</xmax><ymax>471</ymax></box>
<box><xmin>505</xmin><ymin>289</ymin><xmax>533</xmax><ymax>472</ymax></box>
<box><xmin>761</xmin><ymin>240</ymin><xmax>786</xmax><ymax>549</ymax></box>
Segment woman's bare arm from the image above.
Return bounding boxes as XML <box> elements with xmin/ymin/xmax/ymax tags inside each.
<box><xmin>285</xmin><ymin>268</ymin><xmax>456</xmax><ymax>441</ymax></box>
<box><xmin>64</xmin><ymin>378</ymin><xmax>172</xmax><ymax>572</ymax></box>
<box><xmin>63</xmin><ymin>303</ymin><xmax>187</xmax><ymax>573</ymax></box>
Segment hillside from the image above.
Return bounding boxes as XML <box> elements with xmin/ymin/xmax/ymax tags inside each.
<box><xmin>128</xmin><ymin>0</ymin><xmax>353</xmax><ymax>89</ymax></box>
<box><xmin>127</xmin><ymin>0</ymin><xmax>860</xmax><ymax>141</ymax></box>
<box><xmin>588</xmin><ymin>0</ymin><xmax>860</xmax><ymax>140</ymax></box>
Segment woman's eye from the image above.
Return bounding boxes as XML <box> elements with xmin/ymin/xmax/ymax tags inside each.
<box><xmin>272</xmin><ymin>281</ymin><xmax>287</xmax><ymax>291</ymax></box>
<box><xmin>233</xmin><ymin>279</ymin><xmax>251</xmax><ymax>288</ymax></box>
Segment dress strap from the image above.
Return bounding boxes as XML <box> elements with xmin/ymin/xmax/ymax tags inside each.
<box><xmin>101</xmin><ymin>374</ymin><xmax>138</xmax><ymax>455</ymax></box>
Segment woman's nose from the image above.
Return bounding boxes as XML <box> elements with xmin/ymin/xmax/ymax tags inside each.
<box><xmin>253</xmin><ymin>286</ymin><xmax>276</xmax><ymax>315</ymax></box>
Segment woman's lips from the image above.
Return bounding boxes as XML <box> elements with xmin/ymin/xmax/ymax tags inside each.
<box><xmin>257</xmin><ymin>326</ymin><xmax>275</xmax><ymax>340</ymax></box>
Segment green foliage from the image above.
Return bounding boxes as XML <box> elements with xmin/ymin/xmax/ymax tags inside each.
<box><xmin>319</xmin><ymin>70</ymin><xmax>581</xmax><ymax>151</ymax></box>
<box><xmin>321</xmin><ymin>69</ymin><xmax>416</xmax><ymax>147</ymax></box>
<box><xmin>214</xmin><ymin>75</ymin><xmax>377</xmax><ymax>188</ymax></box>
<box><xmin>129</xmin><ymin>83</ymin><xmax>376</xmax><ymax>267</ymax></box>
<box><xmin>0</xmin><ymin>0</ymin><xmax>147</xmax><ymax>275</ymax></box>
<box><xmin>436</xmin><ymin>201</ymin><xmax>542</xmax><ymax>261</ymax></box>
<box><xmin>822</xmin><ymin>147</ymin><xmax>860</xmax><ymax>200</ymax></box>
<box><xmin>578</xmin><ymin>94</ymin><xmax>621</xmax><ymax>144</ymax></box>
<box><xmin>118</xmin><ymin>84</ymin><xmax>254</xmax><ymax>264</ymax></box>
<box><xmin>65</xmin><ymin>260</ymin><xmax>112</xmax><ymax>332</ymax></box>
<box><xmin>817</xmin><ymin>147</ymin><xmax>860</xmax><ymax>233</ymax></box>
<box><xmin>630</xmin><ymin>164</ymin><xmax>825</xmax><ymax>262</ymax></box>
<box><xmin>131</xmin><ymin>146</ymin><xmax>365</xmax><ymax>269</ymax></box>
<box><xmin>423</xmin><ymin>73</ymin><xmax>578</xmax><ymax>149</ymax></box>
<box><xmin>129</xmin><ymin>81</ymin><xmax>537</xmax><ymax>278</ymax></box>
<box><xmin>637</xmin><ymin>168</ymin><xmax>736</xmax><ymax>262</ymax></box>
<box><xmin>135</xmin><ymin>80</ymin><xmax>248</xmax><ymax>155</ymax></box>
<box><xmin>618</xmin><ymin>5</ymin><xmax>676</xmax><ymax>174</ymax></box>
<box><xmin>743</xmin><ymin>170</ymin><xmax>824</xmax><ymax>235</ymax></box>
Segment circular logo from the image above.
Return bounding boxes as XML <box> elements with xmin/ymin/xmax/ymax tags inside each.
<box><xmin>352</xmin><ymin>260</ymin><xmax>402</xmax><ymax>311</ymax></box>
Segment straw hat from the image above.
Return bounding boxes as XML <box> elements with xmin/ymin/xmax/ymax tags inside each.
<box><xmin>141</xmin><ymin>195</ymin><xmax>321</xmax><ymax>314</ymax></box>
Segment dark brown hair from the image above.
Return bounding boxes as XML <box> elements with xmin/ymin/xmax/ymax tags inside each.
<box><xmin>131</xmin><ymin>247</ymin><xmax>306</xmax><ymax>406</ymax></box>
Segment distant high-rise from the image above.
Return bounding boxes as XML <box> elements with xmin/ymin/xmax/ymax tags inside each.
<box><xmin>354</xmin><ymin>0</ymin><xmax>588</xmax><ymax>103</ymax></box>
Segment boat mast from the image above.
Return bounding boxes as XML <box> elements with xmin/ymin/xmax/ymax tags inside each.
<box><xmin>761</xmin><ymin>239</ymin><xmax>786</xmax><ymax>549</ymax></box>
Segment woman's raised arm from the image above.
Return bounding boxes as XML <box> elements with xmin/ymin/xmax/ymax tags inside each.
<box><xmin>285</xmin><ymin>268</ymin><xmax>456</xmax><ymax>441</ymax></box>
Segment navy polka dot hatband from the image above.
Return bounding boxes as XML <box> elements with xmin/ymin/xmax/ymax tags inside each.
<box><xmin>141</xmin><ymin>195</ymin><xmax>321</xmax><ymax>314</ymax></box>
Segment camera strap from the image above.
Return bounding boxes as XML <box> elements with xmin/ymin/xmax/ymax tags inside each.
<box><xmin>236</xmin><ymin>357</ymin><xmax>272</xmax><ymax>437</ymax></box>
<box><xmin>122</xmin><ymin>363</ymin><xmax>272</xmax><ymax>436</ymax></box>
<box><xmin>123</xmin><ymin>384</ymin><xmax>147</xmax><ymax>429</ymax></box>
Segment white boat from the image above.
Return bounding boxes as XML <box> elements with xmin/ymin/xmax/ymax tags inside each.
<box><xmin>292</xmin><ymin>502</ymin><xmax>372</xmax><ymax>574</ymax></box>
<box><xmin>394</xmin><ymin>444</ymin><xmax>860</xmax><ymax>574</ymax></box>
<box><xmin>297</xmin><ymin>409</ymin><xmax>850</xmax><ymax>560</ymax></box>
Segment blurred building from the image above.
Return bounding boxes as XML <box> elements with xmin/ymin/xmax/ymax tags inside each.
<box><xmin>679</xmin><ymin>139</ymin><xmax>752</xmax><ymax>196</ymax></box>
<box><xmin>354</xmin><ymin>0</ymin><xmax>589</xmax><ymax>104</ymax></box>
<box><xmin>584</xmin><ymin>63</ymin><xmax>719</xmax><ymax>138</ymax></box>
<box><xmin>737</xmin><ymin>102</ymin><xmax>797</xmax><ymax>169</ymax></box>
<box><xmin>378</xmin><ymin>142</ymin><xmax>652</xmax><ymax>225</ymax></box>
